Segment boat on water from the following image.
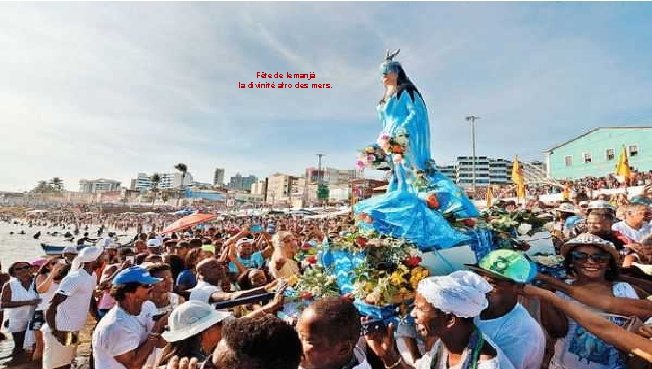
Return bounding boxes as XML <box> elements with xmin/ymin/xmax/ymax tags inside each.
<box><xmin>40</xmin><ymin>239</ymin><xmax>134</xmax><ymax>255</ymax></box>
<box><xmin>40</xmin><ymin>243</ymin><xmax>90</xmax><ymax>255</ymax></box>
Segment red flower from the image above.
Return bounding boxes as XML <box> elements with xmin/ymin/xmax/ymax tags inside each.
<box><xmin>462</xmin><ymin>218</ymin><xmax>476</xmax><ymax>228</ymax></box>
<box><xmin>301</xmin><ymin>243</ymin><xmax>312</xmax><ymax>250</ymax></box>
<box><xmin>300</xmin><ymin>291</ymin><xmax>313</xmax><ymax>301</ymax></box>
<box><xmin>404</xmin><ymin>256</ymin><xmax>422</xmax><ymax>268</ymax></box>
<box><xmin>306</xmin><ymin>255</ymin><xmax>317</xmax><ymax>264</ymax></box>
<box><xmin>425</xmin><ymin>193</ymin><xmax>439</xmax><ymax>209</ymax></box>
<box><xmin>356</xmin><ymin>236</ymin><xmax>368</xmax><ymax>248</ymax></box>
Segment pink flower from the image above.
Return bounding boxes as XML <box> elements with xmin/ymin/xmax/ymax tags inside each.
<box><xmin>366</xmin><ymin>154</ymin><xmax>375</xmax><ymax>162</ymax></box>
<box><xmin>355</xmin><ymin>160</ymin><xmax>366</xmax><ymax>170</ymax></box>
<box><xmin>376</xmin><ymin>132</ymin><xmax>390</xmax><ymax>146</ymax></box>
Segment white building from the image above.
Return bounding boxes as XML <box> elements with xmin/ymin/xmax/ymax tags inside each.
<box><xmin>79</xmin><ymin>178</ymin><xmax>121</xmax><ymax>193</ymax></box>
<box><xmin>132</xmin><ymin>172</ymin><xmax>193</xmax><ymax>191</ymax></box>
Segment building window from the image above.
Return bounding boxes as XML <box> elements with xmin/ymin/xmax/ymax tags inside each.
<box><xmin>629</xmin><ymin>145</ymin><xmax>639</xmax><ymax>157</ymax></box>
<box><xmin>606</xmin><ymin>148</ymin><xmax>615</xmax><ymax>161</ymax></box>
<box><xmin>564</xmin><ymin>155</ymin><xmax>573</xmax><ymax>167</ymax></box>
<box><xmin>583</xmin><ymin>153</ymin><xmax>592</xmax><ymax>164</ymax></box>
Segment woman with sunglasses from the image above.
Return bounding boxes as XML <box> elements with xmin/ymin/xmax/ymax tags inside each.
<box><xmin>0</xmin><ymin>261</ymin><xmax>41</xmax><ymax>359</ymax></box>
<box><xmin>541</xmin><ymin>233</ymin><xmax>640</xmax><ymax>369</ymax></box>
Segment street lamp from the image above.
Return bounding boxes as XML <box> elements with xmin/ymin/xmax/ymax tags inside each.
<box><xmin>465</xmin><ymin>116</ymin><xmax>480</xmax><ymax>196</ymax></box>
<box><xmin>316</xmin><ymin>153</ymin><xmax>325</xmax><ymax>207</ymax></box>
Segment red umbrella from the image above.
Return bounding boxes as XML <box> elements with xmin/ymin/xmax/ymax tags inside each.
<box><xmin>162</xmin><ymin>213</ymin><xmax>217</xmax><ymax>233</ymax></box>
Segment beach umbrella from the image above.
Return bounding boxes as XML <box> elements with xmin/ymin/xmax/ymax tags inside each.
<box><xmin>162</xmin><ymin>213</ymin><xmax>216</xmax><ymax>233</ymax></box>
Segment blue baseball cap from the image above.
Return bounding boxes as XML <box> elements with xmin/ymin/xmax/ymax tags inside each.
<box><xmin>112</xmin><ymin>266</ymin><xmax>162</xmax><ymax>286</ymax></box>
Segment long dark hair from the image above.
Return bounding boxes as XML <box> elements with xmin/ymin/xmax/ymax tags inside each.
<box><xmin>379</xmin><ymin>63</ymin><xmax>423</xmax><ymax>105</ymax></box>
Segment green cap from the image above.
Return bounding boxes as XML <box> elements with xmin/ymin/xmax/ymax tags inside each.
<box><xmin>466</xmin><ymin>249</ymin><xmax>537</xmax><ymax>284</ymax></box>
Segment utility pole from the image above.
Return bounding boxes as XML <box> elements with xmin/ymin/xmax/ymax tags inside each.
<box><xmin>465</xmin><ymin>116</ymin><xmax>480</xmax><ymax>196</ymax></box>
<box><xmin>316</xmin><ymin>153</ymin><xmax>325</xmax><ymax>207</ymax></box>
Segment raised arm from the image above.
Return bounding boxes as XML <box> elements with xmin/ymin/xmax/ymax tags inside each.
<box><xmin>538</xmin><ymin>274</ymin><xmax>652</xmax><ymax>319</ymax></box>
<box><xmin>523</xmin><ymin>285</ymin><xmax>652</xmax><ymax>362</ymax></box>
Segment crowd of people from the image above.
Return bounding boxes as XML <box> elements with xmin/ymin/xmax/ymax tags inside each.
<box><xmin>471</xmin><ymin>171</ymin><xmax>652</xmax><ymax>201</ymax></box>
<box><xmin>0</xmin><ymin>188</ymin><xmax>650</xmax><ymax>369</ymax></box>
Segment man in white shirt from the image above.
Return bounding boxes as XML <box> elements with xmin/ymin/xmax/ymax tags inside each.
<box><xmin>612</xmin><ymin>203</ymin><xmax>652</xmax><ymax>242</ymax></box>
<box><xmin>44</xmin><ymin>247</ymin><xmax>102</xmax><ymax>369</ymax></box>
<box><xmin>466</xmin><ymin>250</ymin><xmax>546</xmax><ymax>369</ymax></box>
<box><xmin>92</xmin><ymin>266</ymin><xmax>168</xmax><ymax>369</ymax></box>
<box><xmin>189</xmin><ymin>258</ymin><xmax>275</xmax><ymax>307</ymax></box>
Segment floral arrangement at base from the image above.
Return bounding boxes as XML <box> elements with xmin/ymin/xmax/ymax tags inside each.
<box><xmin>323</xmin><ymin>231</ymin><xmax>429</xmax><ymax>318</ymax></box>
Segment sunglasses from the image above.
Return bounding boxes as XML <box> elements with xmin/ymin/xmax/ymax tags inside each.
<box><xmin>14</xmin><ymin>265</ymin><xmax>31</xmax><ymax>271</ymax></box>
<box><xmin>139</xmin><ymin>284</ymin><xmax>154</xmax><ymax>289</ymax></box>
<box><xmin>571</xmin><ymin>251</ymin><xmax>611</xmax><ymax>263</ymax></box>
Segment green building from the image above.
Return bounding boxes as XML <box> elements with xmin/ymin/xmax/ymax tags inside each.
<box><xmin>544</xmin><ymin>127</ymin><xmax>652</xmax><ymax>180</ymax></box>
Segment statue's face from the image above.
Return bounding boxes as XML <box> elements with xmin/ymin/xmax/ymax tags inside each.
<box><xmin>382</xmin><ymin>71</ymin><xmax>398</xmax><ymax>86</ymax></box>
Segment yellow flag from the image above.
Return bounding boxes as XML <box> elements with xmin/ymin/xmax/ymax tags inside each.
<box><xmin>485</xmin><ymin>186</ymin><xmax>494</xmax><ymax>208</ymax></box>
<box><xmin>512</xmin><ymin>156</ymin><xmax>526</xmax><ymax>200</ymax></box>
<box><xmin>615</xmin><ymin>146</ymin><xmax>631</xmax><ymax>184</ymax></box>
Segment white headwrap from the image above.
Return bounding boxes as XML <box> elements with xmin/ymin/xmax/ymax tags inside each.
<box><xmin>416</xmin><ymin>270</ymin><xmax>493</xmax><ymax>318</ymax></box>
<box><xmin>71</xmin><ymin>247</ymin><xmax>103</xmax><ymax>271</ymax></box>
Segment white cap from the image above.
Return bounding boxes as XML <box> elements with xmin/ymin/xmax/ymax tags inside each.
<box><xmin>162</xmin><ymin>301</ymin><xmax>232</xmax><ymax>342</ymax></box>
<box><xmin>147</xmin><ymin>238</ymin><xmax>162</xmax><ymax>248</ymax></box>
<box><xmin>71</xmin><ymin>247</ymin><xmax>103</xmax><ymax>271</ymax></box>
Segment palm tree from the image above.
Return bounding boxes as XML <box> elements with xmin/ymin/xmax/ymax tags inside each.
<box><xmin>49</xmin><ymin>177</ymin><xmax>64</xmax><ymax>192</ymax></box>
<box><xmin>150</xmin><ymin>173</ymin><xmax>161</xmax><ymax>206</ymax></box>
<box><xmin>174</xmin><ymin>163</ymin><xmax>188</xmax><ymax>207</ymax></box>
<box><xmin>32</xmin><ymin>180</ymin><xmax>49</xmax><ymax>193</ymax></box>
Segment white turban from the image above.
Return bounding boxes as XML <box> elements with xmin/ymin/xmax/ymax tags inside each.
<box><xmin>71</xmin><ymin>247</ymin><xmax>103</xmax><ymax>271</ymax></box>
<box><xmin>416</xmin><ymin>270</ymin><xmax>493</xmax><ymax>318</ymax></box>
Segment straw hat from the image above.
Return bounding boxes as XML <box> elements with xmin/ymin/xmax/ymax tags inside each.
<box><xmin>555</xmin><ymin>202</ymin><xmax>578</xmax><ymax>214</ymax></box>
<box><xmin>560</xmin><ymin>233</ymin><xmax>619</xmax><ymax>262</ymax></box>
<box><xmin>162</xmin><ymin>301</ymin><xmax>232</xmax><ymax>342</ymax></box>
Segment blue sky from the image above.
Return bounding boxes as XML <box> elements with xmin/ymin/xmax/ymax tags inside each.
<box><xmin>2</xmin><ymin>2</ymin><xmax>652</xmax><ymax>192</ymax></box>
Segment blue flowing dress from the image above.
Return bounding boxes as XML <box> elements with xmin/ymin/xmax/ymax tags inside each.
<box><xmin>354</xmin><ymin>88</ymin><xmax>479</xmax><ymax>249</ymax></box>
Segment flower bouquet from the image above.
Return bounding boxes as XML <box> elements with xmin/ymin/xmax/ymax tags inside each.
<box><xmin>377</xmin><ymin>130</ymin><xmax>409</xmax><ymax>163</ymax></box>
<box><xmin>355</xmin><ymin>144</ymin><xmax>389</xmax><ymax>170</ymax></box>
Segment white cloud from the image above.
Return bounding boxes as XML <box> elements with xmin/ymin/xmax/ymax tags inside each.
<box><xmin>1</xmin><ymin>3</ymin><xmax>652</xmax><ymax>191</ymax></box>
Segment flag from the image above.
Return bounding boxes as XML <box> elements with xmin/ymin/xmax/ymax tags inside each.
<box><xmin>485</xmin><ymin>186</ymin><xmax>494</xmax><ymax>208</ymax></box>
<box><xmin>615</xmin><ymin>145</ymin><xmax>631</xmax><ymax>185</ymax></box>
<box><xmin>511</xmin><ymin>156</ymin><xmax>526</xmax><ymax>200</ymax></box>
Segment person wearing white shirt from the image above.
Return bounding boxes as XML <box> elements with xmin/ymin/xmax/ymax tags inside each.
<box><xmin>92</xmin><ymin>266</ymin><xmax>168</xmax><ymax>369</ymax></box>
<box><xmin>44</xmin><ymin>247</ymin><xmax>102</xmax><ymax>369</ymax></box>
<box><xmin>188</xmin><ymin>259</ymin><xmax>275</xmax><ymax>307</ymax></box>
<box><xmin>611</xmin><ymin>204</ymin><xmax>652</xmax><ymax>243</ymax></box>
<box><xmin>467</xmin><ymin>250</ymin><xmax>546</xmax><ymax>369</ymax></box>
